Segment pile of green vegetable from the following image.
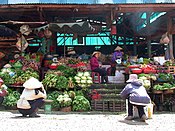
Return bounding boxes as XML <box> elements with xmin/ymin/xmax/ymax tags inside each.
<box><xmin>47</xmin><ymin>91</ymin><xmax>62</xmax><ymax>109</ymax></box>
<box><xmin>2</xmin><ymin>89</ymin><xmax>20</xmax><ymax>107</ymax></box>
<box><xmin>158</xmin><ymin>73</ymin><xmax>174</xmax><ymax>82</ymax></box>
<box><xmin>72</xmin><ymin>95</ymin><xmax>91</xmax><ymax>111</ymax></box>
<box><xmin>0</xmin><ymin>67</ymin><xmax>39</xmax><ymax>85</ymax></box>
<box><xmin>153</xmin><ymin>83</ymin><xmax>174</xmax><ymax>90</ymax></box>
<box><xmin>56</xmin><ymin>65</ymin><xmax>76</xmax><ymax>78</ymax></box>
<box><xmin>9</xmin><ymin>68</ymin><xmax>39</xmax><ymax>85</ymax></box>
<box><xmin>42</xmin><ymin>73</ymin><xmax>68</xmax><ymax>90</ymax></box>
<box><xmin>47</xmin><ymin>90</ymin><xmax>91</xmax><ymax>112</ymax></box>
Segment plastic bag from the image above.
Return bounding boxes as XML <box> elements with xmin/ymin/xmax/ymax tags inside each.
<box><xmin>17</xmin><ymin>97</ymin><xmax>31</xmax><ymax>109</ymax></box>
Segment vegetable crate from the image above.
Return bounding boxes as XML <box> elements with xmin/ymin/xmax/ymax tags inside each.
<box><xmin>91</xmin><ymin>100</ymin><xmax>109</xmax><ymax>111</ymax></box>
<box><xmin>108</xmin><ymin>101</ymin><xmax>126</xmax><ymax>112</ymax></box>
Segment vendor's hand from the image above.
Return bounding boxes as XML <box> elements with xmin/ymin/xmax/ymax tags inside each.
<box><xmin>99</xmin><ymin>63</ymin><xmax>102</xmax><ymax>67</ymax></box>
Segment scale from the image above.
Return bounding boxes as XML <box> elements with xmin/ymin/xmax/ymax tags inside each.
<box><xmin>115</xmin><ymin>58</ymin><xmax>122</xmax><ymax>64</ymax></box>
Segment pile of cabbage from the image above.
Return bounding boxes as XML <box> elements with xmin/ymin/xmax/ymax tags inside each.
<box><xmin>74</xmin><ymin>72</ymin><xmax>93</xmax><ymax>87</ymax></box>
<box><xmin>138</xmin><ymin>74</ymin><xmax>157</xmax><ymax>90</ymax></box>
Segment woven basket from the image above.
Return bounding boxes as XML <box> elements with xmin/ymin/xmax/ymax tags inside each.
<box><xmin>60</xmin><ymin>106</ymin><xmax>71</xmax><ymax>112</ymax></box>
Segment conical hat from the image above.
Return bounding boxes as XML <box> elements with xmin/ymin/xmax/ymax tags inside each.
<box><xmin>114</xmin><ymin>46</ymin><xmax>123</xmax><ymax>51</ymax></box>
<box><xmin>92</xmin><ymin>51</ymin><xmax>101</xmax><ymax>56</ymax></box>
<box><xmin>23</xmin><ymin>77</ymin><xmax>43</xmax><ymax>90</ymax></box>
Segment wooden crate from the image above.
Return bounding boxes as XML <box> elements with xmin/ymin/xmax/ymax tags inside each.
<box><xmin>168</xmin><ymin>66</ymin><xmax>175</xmax><ymax>74</ymax></box>
<box><xmin>91</xmin><ymin>100</ymin><xmax>109</xmax><ymax>111</ymax></box>
<box><xmin>109</xmin><ymin>101</ymin><xmax>126</xmax><ymax>112</ymax></box>
<box><xmin>156</xmin><ymin>65</ymin><xmax>168</xmax><ymax>73</ymax></box>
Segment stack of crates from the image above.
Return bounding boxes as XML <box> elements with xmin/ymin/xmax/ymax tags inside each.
<box><xmin>91</xmin><ymin>100</ymin><xmax>109</xmax><ymax>111</ymax></box>
<box><xmin>109</xmin><ymin>101</ymin><xmax>126</xmax><ymax>112</ymax></box>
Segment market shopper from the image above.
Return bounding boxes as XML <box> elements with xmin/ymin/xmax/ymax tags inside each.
<box><xmin>17</xmin><ymin>77</ymin><xmax>47</xmax><ymax>117</ymax></box>
<box><xmin>111</xmin><ymin>46</ymin><xmax>124</xmax><ymax>75</ymax></box>
<box><xmin>90</xmin><ymin>51</ymin><xmax>109</xmax><ymax>84</ymax></box>
<box><xmin>0</xmin><ymin>78</ymin><xmax>8</xmax><ymax>105</ymax></box>
<box><xmin>120</xmin><ymin>74</ymin><xmax>151</xmax><ymax>122</ymax></box>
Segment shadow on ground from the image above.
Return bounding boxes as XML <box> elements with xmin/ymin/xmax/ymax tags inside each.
<box><xmin>118</xmin><ymin>119</ymin><xmax>149</xmax><ymax>125</ymax></box>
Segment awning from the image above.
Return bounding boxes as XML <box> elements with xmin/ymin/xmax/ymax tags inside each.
<box><xmin>35</xmin><ymin>21</ymin><xmax>96</xmax><ymax>34</ymax></box>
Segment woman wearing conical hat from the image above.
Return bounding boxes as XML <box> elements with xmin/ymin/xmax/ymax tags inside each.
<box><xmin>90</xmin><ymin>51</ymin><xmax>109</xmax><ymax>84</ymax></box>
<box><xmin>17</xmin><ymin>77</ymin><xmax>47</xmax><ymax>117</ymax></box>
<box><xmin>111</xmin><ymin>46</ymin><xmax>124</xmax><ymax>75</ymax></box>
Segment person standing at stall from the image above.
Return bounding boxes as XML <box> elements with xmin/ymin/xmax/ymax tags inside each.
<box><xmin>111</xmin><ymin>46</ymin><xmax>124</xmax><ymax>75</ymax></box>
<box><xmin>0</xmin><ymin>78</ymin><xmax>8</xmax><ymax>105</ymax></box>
<box><xmin>90</xmin><ymin>51</ymin><xmax>109</xmax><ymax>84</ymax></box>
<box><xmin>120</xmin><ymin>74</ymin><xmax>151</xmax><ymax>122</ymax></box>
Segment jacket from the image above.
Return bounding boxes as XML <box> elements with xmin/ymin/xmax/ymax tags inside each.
<box><xmin>112</xmin><ymin>51</ymin><xmax>123</xmax><ymax>62</ymax></box>
<box><xmin>120</xmin><ymin>81</ymin><xmax>151</xmax><ymax>105</ymax></box>
<box><xmin>90</xmin><ymin>56</ymin><xmax>99</xmax><ymax>71</ymax></box>
<box><xmin>20</xmin><ymin>87</ymin><xmax>47</xmax><ymax>100</ymax></box>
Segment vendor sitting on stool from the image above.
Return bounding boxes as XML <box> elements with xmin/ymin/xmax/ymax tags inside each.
<box><xmin>120</xmin><ymin>74</ymin><xmax>151</xmax><ymax>122</ymax></box>
<box><xmin>111</xmin><ymin>46</ymin><xmax>124</xmax><ymax>76</ymax></box>
<box><xmin>90</xmin><ymin>51</ymin><xmax>109</xmax><ymax>84</ymax></box>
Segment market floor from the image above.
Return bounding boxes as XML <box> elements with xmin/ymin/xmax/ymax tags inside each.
<box><xmin>0</xmin><ymin>110</ymin><xmax>175</xmax><ymax>131</ymax></box>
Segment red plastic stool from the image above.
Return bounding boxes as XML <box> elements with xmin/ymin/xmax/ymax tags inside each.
<box><xmin>91</xmin><ymin>72</ymin><xmax>101</xmax><ymax>84</ymax></box>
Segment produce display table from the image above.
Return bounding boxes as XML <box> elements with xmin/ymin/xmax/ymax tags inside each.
<box><xmin>151</xmin><ymin>89</ymin><xmax>175</xmax><ymax>111</ymax></box>
<box><xmin>8</xmin><ymin>85</ymin><xmax>24</xmax><ymax>93</ymax></box>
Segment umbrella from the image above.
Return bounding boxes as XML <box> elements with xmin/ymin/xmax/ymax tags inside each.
<box><xmin>0</xmin><ymin>25</ymin><xmax>17</xmax><ymax>37</ymax></box>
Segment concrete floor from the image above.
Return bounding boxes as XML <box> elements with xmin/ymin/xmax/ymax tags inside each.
<box><xmin>0</xmin><ymin>110</ymin><xmax>175</xmax><ymax>131</ymax></box>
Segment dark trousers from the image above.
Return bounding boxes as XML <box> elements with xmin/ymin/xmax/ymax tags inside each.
<box><xmin>0</xmin><ymin>96</ymin><xmax>4</xmax><ymax>105</ymax></box>
<box><xmin>18</xmin><ymin>98</ymin><xmax>45</xmax><ymax>116</ymax></box>
<box><xmin>93</xmin><ymin>68</ymin><xmax>108</xmax><ymax>83</ymax></box>
<box><xmin>127</xmin><ymin>99</ymin><xmax>145</xmax><ymax>118</ymax></box>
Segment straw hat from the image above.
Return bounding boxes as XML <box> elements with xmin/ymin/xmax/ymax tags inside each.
<box><xmin>114</xmin><ymin>46</ymin><xmax>123</xmax><ymax>51</ymax></box>
<box><xmin>0</xmin><ymin>78</ymin><xmax>4</xmax><ymax>83</ymax></box>
<box><xmin>67</xmin><ymin>50</ymin><xmax>76</xmax><ymax>55</ymax></box>
<box><xmin>92</xmin><ymin>51</ymin><xmax>101</xmax><ymax>56</ymax></box>
<box><xmin>23</xmin><ymin>77</ymin><xmax>43</xmax><ymax>90</ymax></box>
<box><xmin>126</xmin><ymin>74</ymin><xmax>138</xmax><ymax>83</ymax></box>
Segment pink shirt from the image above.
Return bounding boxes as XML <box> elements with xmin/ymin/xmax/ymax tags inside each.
<box><xmin>90</xmin><ymin>56</ymin><xmax>99</xmax><ymax>71</ymax></box>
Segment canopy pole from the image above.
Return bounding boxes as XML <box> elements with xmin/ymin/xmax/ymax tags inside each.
<box><xmin>167</xmin><ymin>14</ymin><xmax>174</xmax><ymax>60</ymax></box>
<box><xmin>146</xmin><ymin>12</ymin><xmax>152</xmax><ymax>58</ymax></box>
<box><xmin>63</xmin><ymin>26</ymin><xmax>66</xmax><ymax>61</ymax></box>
